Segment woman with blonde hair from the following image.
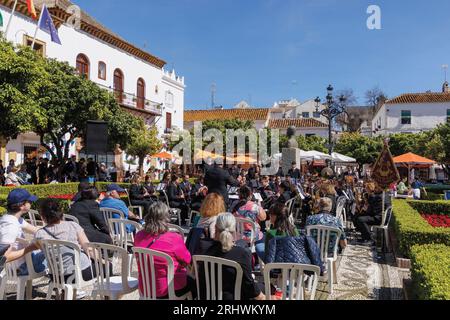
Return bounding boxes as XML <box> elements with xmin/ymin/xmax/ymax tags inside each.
<box><xmin>197</xmin><ymin>192</ymin><xmax>226</xmax><ymax>238</ymax></box>
<box><xmin>200</xmin><ymin>213</ymin><xmax>265</xmax><ymax>300</ymax></box>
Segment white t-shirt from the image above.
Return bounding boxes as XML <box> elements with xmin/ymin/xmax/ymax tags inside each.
<box><xmin>0</xmin><ymin>214</ymin><xmax>31</xmax><ymax>268</ymax></box>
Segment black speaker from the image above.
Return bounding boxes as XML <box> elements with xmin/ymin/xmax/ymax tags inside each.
<box><xmin>86</xmin><ymin>121</ymin><xmax>108</xmax><ymax>154</ymax></box>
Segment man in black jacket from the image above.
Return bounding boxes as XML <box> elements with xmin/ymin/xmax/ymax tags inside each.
<box><xmin>167</xmin><ymin>174</ymin><xmax>190</xmax><ymax>225</ymax></box>
<box><xmin>204</xmin><ymin>163</ymin><xmax>238</xmax><ymax>208</ymax></box>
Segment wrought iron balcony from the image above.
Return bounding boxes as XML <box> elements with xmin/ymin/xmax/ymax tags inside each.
<box><xmin>97</xmin><ymin>84</ymin><xmax>163</xmax><ymax>116</ymax></box>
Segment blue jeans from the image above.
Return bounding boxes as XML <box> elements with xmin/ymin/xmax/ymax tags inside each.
<box><xmin>255</xmin><ymin>237</ymin><xmax>266</xmax><ymax>262</ymax></box>
<box><xmin>17</xmin><ymin>251</ymin><xmax>47</xmax><ymax>276</ymax></box>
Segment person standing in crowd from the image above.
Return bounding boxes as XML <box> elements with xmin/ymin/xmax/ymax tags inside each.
<box><xmin>6</xmin><ymin>159</ymin><xmax>15</xmax><ymax>174</ymax></box>
<box><xmin>28</xmin><ymin>158</ymin><xmax>38</xmax><ymax>185</ymax></box>
<box><xmin>0</xmin><ymin>160</ymin><xmax>5</xmax><ymax>186</ymax></box>
<box><xmin>63</xmin><ymin>155</ymin><xmax>78</xmax><ymax>182</ymax></box>
<box><xmin>288</xmin><ymin>162</ymin><xmax>301</xmax><ymax>183</ymax></box>
<box><xmin>86</xmin><ymin>158</ymin><xmax>99</xmax><ymax>183</ymax></box>
<box><xmin>108</xmin><ymin>162</ymin><xmax>118</xmax><ymax>182</ymax></box>
<box><xmin>204</xmin><ymin>163</ymin><xmax>238</xmax><ymax>208</ymax></box>
<box><xmin>38</xmin><ymin>158</ymin><xmax>49</xmax><ymax>184</ymax></box>
<box><xmin>98</xmin><ymin>163</ymin><xmax>108</xmax><ymax>182</ymax></box>
<box><xmin>411</xmin><ymin>177</ymin><xmax>425</xmax><ymax>200</ymax></box>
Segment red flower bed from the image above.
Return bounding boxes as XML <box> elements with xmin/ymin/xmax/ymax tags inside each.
<box><xmin>48</xmin><ymin>194</ymin><xmax>75</xmax><ymax>200</ymax></box>
<box><xmin>421</xmin><ymin>213</ymin><xmax>450</xmax><ymax>228</ymax></box>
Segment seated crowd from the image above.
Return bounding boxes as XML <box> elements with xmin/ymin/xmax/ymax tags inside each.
<box><xmin>0</xmin><ymin>162</ymin><xmax>392</xmax><ymax>300</ymax></box>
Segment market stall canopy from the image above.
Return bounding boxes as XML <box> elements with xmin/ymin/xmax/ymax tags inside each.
<box><xmin>226</xmin><ymin>154</ymin><xmax>258</xmax><ymax>164</ymax></box>
<box><xmin>194</xmin><ymin>150</ymin><xmax>224</xmax><ymax>162</ymax></box>
<box><xmin>151</xmin><ymin>151</ymin><xmax>173</xmax><ymax>160</ymax></box>
<box><xmin>393</xmin><ymin>153</ymin><xmax>436</xmax><ymax>167</ymax></box>
<box><xmin>332</xmin><ymin>152</ymin><xmax>357</xmax><ymax>163</ymax></box>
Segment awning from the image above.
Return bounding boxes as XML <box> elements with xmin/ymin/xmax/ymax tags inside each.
<box><xmin>393</xmin><ymin>152</ymin><xmax>436</xmax><ymax>167</ymax></box>
<box><xmin>332</xmin><ymin>152</ymin><xmax>357</xmax><ymax>163</ymax></box>
<box><xmin>151</xmin><ymin>151</ymin><xmax>173</xmax><ymax>160</ymax></box>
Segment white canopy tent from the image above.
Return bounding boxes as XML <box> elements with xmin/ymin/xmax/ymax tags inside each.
<box><xmin>331</xmin><ymin>152</ymin><xmax>357</xmax><ymax>163</ymax></box>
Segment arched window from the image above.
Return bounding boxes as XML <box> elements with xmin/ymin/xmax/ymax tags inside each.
<box><xmin>76</xmin><ymin>54</ymin><xmax>90</xmax><ymax>79</ymax></box>
<box><xmin>136</xmin><ymin>78</ymin><xmax>146</xmax><ymax>109</ymax></box>
<box><xmin>98</xmin><ymin>61</ymin><xmax>106</xmax><ymax>80</ymax></box>
<box><xmin>113</xmin><ymin>69</ymin><xmax>124</xmax><ymax>103</ymax></box>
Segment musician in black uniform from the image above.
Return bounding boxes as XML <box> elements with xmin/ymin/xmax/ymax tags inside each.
<box><xmin>167</xmin><ymin>174</ymin><xmax>190</xmax><ymax>225</ymax></box>
<box><xmin>204</xmin><ymin>163</ymin><xmax>238</xmax><ymax>209</ymax></box>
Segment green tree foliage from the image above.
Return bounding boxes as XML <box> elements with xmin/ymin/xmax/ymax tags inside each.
<box><xmin>422</xmin><ymin>123</ymin><xmax>450</xmax><ymax>175</ymax></box>
<box><xmin>334</xmin><ymin>132</ymin><xmax>383</xmax><ymax>166</ymax></box>
<box><xmin>0</xmin><ymin>37</ymin><xmax>142</xmax><ymax>172</ymax></box>
<box><xmin>126</xmin><ymin>127</ymin><xmax>162</xmax><ymax>176</ymax></box>
<box><xmin>386</xmin><ymin>133</ymin><xmax>427</xmax><ymax>157</ymax></box>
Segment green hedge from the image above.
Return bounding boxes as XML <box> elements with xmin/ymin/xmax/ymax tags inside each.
<box><xmin>0</xmin><ymin>207</ymin><xmax>6</xmax><ymax>215</ymax></box>
<box><xmin>424</xmin><ymin>184</ymin><xmax>450</xmax><ymax>195</ymax></box>
<box><xmin>407</xmin><ymin>200</ymin><xmax>450</xmax><ymax>216</ymax></box>
<box><xmin>410</xmin><ymin>244</ymin><xmax>450</xmax><ymax>300</ymax></box>
<box><xmin>0</xmin><ymin>183</ymin><xmax>80</xmax><ymax>197</ymax></box>
<box><xmin>392</xmin><ymin>199</ymin><xmax>450</xmax><ymax>258</ymax></box>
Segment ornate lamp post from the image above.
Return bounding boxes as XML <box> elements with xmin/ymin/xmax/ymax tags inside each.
<box><xmin>315</xmin><ymin>85</ymin><xmax>347</xmax><ymax>156</ymax></box>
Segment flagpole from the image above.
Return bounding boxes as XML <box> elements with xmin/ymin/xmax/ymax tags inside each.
<box><xmin>4</xmin><ymin>0</ymin><xmax>19</xmax><ymax>38</ymax></box>
<box><xmin>31</xmin><ymin>4</ymin><xmax>44</xmax><ymax>49</ymax></box>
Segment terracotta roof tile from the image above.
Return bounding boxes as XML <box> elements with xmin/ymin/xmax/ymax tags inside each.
<box><xmin>268</xmin><ymin>119</ymin><xmax>327</xmax><ymax>129</ymax></box>
<box><xmin>185</xmin><ymin>109</ymin><xmax>270</xmax><ymax>122</ymax></box>
<box><xmin>386</xmin><ymin>92</ymin><xmax>450</xmax><ymax>104</ymax></box>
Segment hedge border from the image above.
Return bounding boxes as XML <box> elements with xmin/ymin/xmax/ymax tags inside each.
<box><xmin>407</xmin><ymin>200</ymin><xmax>450</xmax><ymax>216</ymax></box>
<box><xmin>392</xmin><ymin>199</ymin><xmax>450</xmax><ymax>258</ymax></box>
<box><xmin>410</xmin><ymin>244</ymin><xmax>450</xmax><ymax>300</ymax></box>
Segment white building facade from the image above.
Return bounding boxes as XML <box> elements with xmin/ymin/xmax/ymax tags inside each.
<box><xmin>371</xmin><ymin>86</ymin><xmax>450</xmax><ymax>136</ymax></box>
<box><xmin>0</xmin><ymin>0</ymin><xmax>184</xmax><ymax>172</ymax></box>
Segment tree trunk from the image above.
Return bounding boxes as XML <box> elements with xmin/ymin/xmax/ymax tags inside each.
<box><xmin>138</xmin><ymin>157</ymin><xmax>144</xmax><ymax>177</ymax></box>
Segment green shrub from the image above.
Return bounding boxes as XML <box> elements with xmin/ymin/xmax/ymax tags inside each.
<box><xmin>0</xmin><ymin>206</ymin><xmax>6</xmax><ymax>216</ymax></box>
<box><xmin>424</xmin><ymin>184</ymin><xmax>450</xmax><ymax>194</ymax></box>
<box><xmin>410</xmin><ymin>244</ymin><xmax>450</xmax><ymax>300</ymax></box>
<box><xmin>392</xmin><ymin>200</ymin><xmax>450</xmax><ymax>258</ymax></box>
<box><xmin>407</xmin><ymin>200</ymin><xmax>450</xmax><ymax>216</ymax></box>
<box><xmin>0</xmin><ymin>183</ymin><xmax>80</xmax><ymax>197</ymax></box>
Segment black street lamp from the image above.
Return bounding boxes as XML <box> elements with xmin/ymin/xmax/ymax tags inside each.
<box><xmin>315</xmin><ymin>84</ymin><xmax>347</xmax><ymax>155</ymax></box>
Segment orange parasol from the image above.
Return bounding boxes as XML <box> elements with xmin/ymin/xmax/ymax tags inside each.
<box><xmin>393</xmin><ymin>153</ymin><xmax>436</xmax><ymax>166</ymax></box>
<box><xmin>151</xmin><ymin>151</ymin><xmax>173</xmax><ymax>160</ymax></box>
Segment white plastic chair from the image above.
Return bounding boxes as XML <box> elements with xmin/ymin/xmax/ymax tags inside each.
<box><xmin>63</xmin><ymin>214</ymin><xmax>80</xmax><ymax>225</ymax></box>
<box><xmin>193</xmin><ymin>255</ymin><xmax>243</xmax><ymax>300</ymax></box>
<box><xmin>132</xmin><ymin>247</ymin><xmax>192</xmax><ymax>300</ymax></box>
<box><xmin>306</xmin><ymin>225</ymin><xmax>342</xmax><ymax>294</ymax></box>
<box><xmin>234</xmin><ymin>217</ymin><xmax>257</xmax><ymax>252</ymax></box>
<box><xmin>24</xmin><ymin>210</ymin><xmax>43</xmax><ymax>227</ymax></box>
<box><xmin>168</xmin><ymin>224</ymin><xmax>186</xmax><ymax>238</ymax></box>
<box><xmin>158</xmin><ymin>190</ymin><xmax>183</xmax><ymax>226</ymax></box>
<box><xmin>124</xmin><ymin>188</ymin><xmax>145</xmax><ymax>219</ymax></box>
<box><xmin>40</xmin><ymin>239</ymin><xmax>93</xmax><ymax>300</ymax></box>
<box><xmin>100</xmin><ymin>207</ymin><xmax>125</xmax><ymax>225</ymax></box>
<box><xmin>0</xmin><ymin>239</ymin><xmax>48</xmax><ymax>300</ymax></box>
<box><xmin>373</xmin><ymin>207</ymin><xmax>393</xmax><ymax>252</ymax></box>
<box><xmin>263</xmin><ymin>263</ymin><xmax>320</xmax><ymax>300</ymax></box>
<box><xmin>86</xmin><ymin>243</ymin><xmax>138</xmax><ymax>300</ymax></box>
<box><xmin>107</xmin><ymin>219</ymin><xmax>144</xmax><ymax>276</ymax></box>
<box><xmin>285</xmin><ymin>197</ymin><xmax>300</xmax><ymax>225</ymax></box>
<box><xmin>335</xmin><ymin>197</ymin><xmax>347</xmax><ymax>229</ymax></box>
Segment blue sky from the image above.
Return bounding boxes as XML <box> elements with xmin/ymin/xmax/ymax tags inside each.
<box><xmin>75</xmin><ymin>0</ymin><xmax>450</xmax><ymax>109</ymax></box>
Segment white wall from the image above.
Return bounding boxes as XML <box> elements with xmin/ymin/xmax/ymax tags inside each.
<box><xmin>292</xmin><ymin>100</ymin><xmax>328</xmax><ymax>124</ymax></box>
<box><xmin>1</xmin><ymin>4</ymin><xmax>185</xmax><ymax>167</ymax></box>
<box><xmin>373</xmin><ymin>102</ymin><xmax>449</xmax><ymax>136</ymax></box>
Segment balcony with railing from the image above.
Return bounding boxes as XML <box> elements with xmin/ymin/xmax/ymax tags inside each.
<box><xmin>97</xmin><ymin>84</ymin><xmax>163</xmax><ymax>116</ymax></box>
